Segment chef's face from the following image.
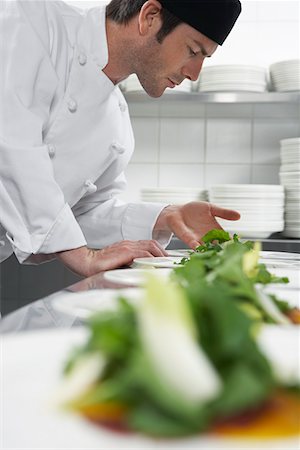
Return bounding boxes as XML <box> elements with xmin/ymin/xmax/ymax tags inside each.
<box><xmin>136</xmin><ymin>21</ymin><xmax>218</xmax><ymax>97</ymax></box>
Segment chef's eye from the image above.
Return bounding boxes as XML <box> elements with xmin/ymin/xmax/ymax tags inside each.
<box><xmin>188</xmin><ymin>47</ymin><xmax>197</xmax><ymax>57</ymax></box>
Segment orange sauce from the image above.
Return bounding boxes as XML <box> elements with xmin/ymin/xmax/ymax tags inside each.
<box><xmin>79</xmin><ymin>402</ymin><xmax>128</xmax><ymax>422</ymax></box>
<box><xmin>78</xmin><ymin>402</ymin><xmax>130</xmax><ymax>433</ymax></box>
<box><xmin>212</xmin><ymin>391</ymin><xmax>300</xmax><ymax>438</ymax></box>
<box><xmin>286</xmin><ymin>308</ymin><xmax>300</xmax><ymax>324</ymax></box>
<box><xmin>79</xmin><ymin>391</ymin><xmax>300</xmax><ymax>439</ymax></box>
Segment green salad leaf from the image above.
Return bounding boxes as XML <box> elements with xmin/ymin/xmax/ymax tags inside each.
<box><xmin>174</xmin><ymin>230</ymin><xmax>291</xmax><ymax>324</ymax></box>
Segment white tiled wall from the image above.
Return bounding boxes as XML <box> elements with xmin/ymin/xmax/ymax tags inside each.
<box><xmin>204</xmin><ymin>0</ymin><xmax>300</xmax><ymax>67</ymax></box>
<box><xmin>121</xmin><ymin>101</ymin><xmax>300</xmax><ymax>202</ymax></box>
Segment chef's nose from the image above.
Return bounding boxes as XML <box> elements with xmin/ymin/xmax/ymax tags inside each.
<box><xmin>182</xmin><ymin>58</ymin><xmax>204</xmax><ymax>82</ymax></box>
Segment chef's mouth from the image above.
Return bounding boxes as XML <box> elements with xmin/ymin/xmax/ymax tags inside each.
<box><xmin>167</xmin><ymin>78</ymin><xmax>177</xmax><ymax>88</ymax></box>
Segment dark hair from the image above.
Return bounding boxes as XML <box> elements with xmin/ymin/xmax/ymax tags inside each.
<box><xmin>106</xmin><ymin>0</ymin><xmax>182</xmax><ymax>42</ymax></box>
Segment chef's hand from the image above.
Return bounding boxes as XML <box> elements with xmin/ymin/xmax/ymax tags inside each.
<box><xmin>154</xmin><ymin>201</ymin><xmax>240</xmax><ymax>249</ymax></box>
<box><xmin>56</xmin><ymin>239</ymin><xmax>167</xmax><ymax>277</ymax></box>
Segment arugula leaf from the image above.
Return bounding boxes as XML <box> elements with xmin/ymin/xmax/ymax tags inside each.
<box><xmin>202</xmin><ymin>229</ymin><xmax>231</xmax><ymax>244</ymax></box>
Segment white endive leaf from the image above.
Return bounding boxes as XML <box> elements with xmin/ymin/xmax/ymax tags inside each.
<box><xmin>256</xmin><ymin>325</ymin><xmax>300</xmax><ymax>385</ymax></box>
<box><xmin>256</xmin><ymin>287</ymin><xmax>291</xmax><ymax>324</ymax></box>
<box><xmin>53</xmin><ymin>353</ymin><xmax>105</xmax><ymax>406</ymax></box>
<box><xmin>138</xmin><ymin>274</ymin><xmax>222</xmax><ymax>404</ymax></box>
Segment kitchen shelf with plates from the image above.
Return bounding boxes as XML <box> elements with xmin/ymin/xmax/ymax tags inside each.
<box><xmin>209</xmin><ymin>184</ymin><xmax>285</xmax><ymax>239</ymax></box>
<box><xmin>140</xmin><ymin>187</ymin><xmax>208</xmax><ymax>205</ymax></box>
<box><xmin>124</xmin><ymin>90</ymin><xmax>300</xmax><ymax>105</ymax></box>
<box><xmin>279</xmin><ymin>137</ymin><xmax>300</xmax><ymax>239</ymax></box>
<box><xmin>123</xmin><ymin>61</ymin><xmax>300</xmax><ymax>106</ymax></box>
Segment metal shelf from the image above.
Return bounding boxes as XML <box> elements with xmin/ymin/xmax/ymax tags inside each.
<box><xmin>124</xmin><ymin>91</ymin><xmax>300</xmax><ymax>104</ymax></box>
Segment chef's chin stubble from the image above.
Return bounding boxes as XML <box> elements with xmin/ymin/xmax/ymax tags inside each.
<box><xmin>131</xmin><ymin>37</ymin><xmax>168</xmax><ymax>97</ymax></box>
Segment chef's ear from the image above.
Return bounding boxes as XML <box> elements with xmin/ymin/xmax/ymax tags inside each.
<box><xmin>138</xmin><ymin>0</ymin><xmax>163</xmax><ymax>36</ymax></box>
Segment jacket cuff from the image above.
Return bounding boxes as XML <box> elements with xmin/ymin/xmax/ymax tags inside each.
<box><xmin>122</xmin><ymin>202</ymin><xmax>173</xmax><ymax>248</ymax></box>
<box><xmin>8</xmin><ymin>204</ymin><xmax>87</xmax><ymax>263</ymax></box>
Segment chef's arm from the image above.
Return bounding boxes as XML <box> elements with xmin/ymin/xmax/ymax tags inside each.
<box><xmin>73</xmin><ymin>173</ymin><xmax>173</xmax><ymax>249</ymax></box>
<box><xmin>153</xmin><ymin>202</ymin><xmax>241</xmax><ymax>249</ymax></box>
<box><xmin>0</xmin><ymin>139</ymin><xmax>89</xmax><ymax>260</ymax></box>
<box><xmin>55</xmin><ymin>239</ymin><xmax>167</xmax><ymax>277</ymax></box>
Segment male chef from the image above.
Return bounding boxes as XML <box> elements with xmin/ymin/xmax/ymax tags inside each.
<box><xmin>0</xmin><ymin>0</ymin><xmax>241</xmax><ymax>276</ymax></box>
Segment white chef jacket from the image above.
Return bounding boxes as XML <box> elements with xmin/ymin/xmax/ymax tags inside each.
<box><xmin>0</xmin><ymin>0</ymin><xmax>171</xmax><ymax>264</ymax></box>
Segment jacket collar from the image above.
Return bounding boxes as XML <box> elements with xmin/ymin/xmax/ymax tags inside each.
<box><xmin>77</xmin><ymin>5</ymin><xmax>109</xmax><ymax>69</ymax></box>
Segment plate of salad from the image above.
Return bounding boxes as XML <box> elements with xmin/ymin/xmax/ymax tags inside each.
<box><xmin>56</xmin><ymin>232</ymin><xmax>299</xmax><ymax>440</ymax></box>
<box><xmin>133</xmin><ymin>256</ymin><xmax>183</xmax><ymax>268</ymax></box>
<box><xmin>2</xmin><ymin>326</ymin><xmax>299</xmax><ymax>449</ymax></box>
<box><xmin>3</xmin><ymin>230</ymin><xmax>299</xmax><ymax>449</ymax></box>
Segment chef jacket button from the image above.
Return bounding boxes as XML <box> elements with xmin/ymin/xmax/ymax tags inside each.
<box><xmin>119</xmin><ymin>102</ymin><xmax>127</xmax><ymax>113</ymax></box>
<box><xmin>68</xmin><ymin>98</ymin><xmax>77</xmax><ymax>113</ymax></box>
<box><xmin>84</xmin><ymin>180</ymin><xmax>97</xmax><ymax>194</ymax></box>
<box><xmin>0</xmin><ymin>240</ymin><xmax>5</xmax><ymax>247</ymax></box>
<box><xmin>110</xmin><ymin>142</ymin><xmax>126</xmax><ymax>155</ymax></box>
<box><xmin>47</xmin><ymin>144</ymin><xmax>56</xmax><ymax>158</ymax></box>
<box><xmin>78</xmin><ymin>53</ymin><xmax>87</xmax><ymax>65</ymax></box>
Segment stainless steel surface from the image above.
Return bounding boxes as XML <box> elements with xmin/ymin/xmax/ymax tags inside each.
<box><xmin>125</xmin><ymin>91</ymin><xmax>300</xmax><ymax>104</ymax></box>
<box><xmin>0</xmin><ymin>272</ymin><xmax>127</xmax><ymax>334</ymax></box>
<box><xmin>168</xmin><ymin>235</ymin><xmax>300</xmax><ymax>253</ymax></box>
<box><xmin>1</xmin><ymin>245</ymin><xmax>299</xmax><ymax>334</ymax></box>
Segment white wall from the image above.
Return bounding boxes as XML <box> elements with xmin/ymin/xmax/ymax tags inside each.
<box><xmin>124</xmin><ymin>100</ymin><xmax>299</xmax><ymax>202</ymax></box>
<box><xmin>205</xmin><ymin>0</ymin><xmax>300</xmax><ymax>67</ymax></box>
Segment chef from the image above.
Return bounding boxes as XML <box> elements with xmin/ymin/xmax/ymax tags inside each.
<box><xmin>0</xmin><ymin>0</ymin><xmax>241</xmax><ymax>276</ymax></box>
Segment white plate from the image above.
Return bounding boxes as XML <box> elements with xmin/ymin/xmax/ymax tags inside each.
<box><xmin>264</xmin><ymin>260</ymin><xmax>300</xmax><ymax>269</ymax></box>
<box><xmin>2</xmin><ymin>328</ymin><xmax>299</xmax><ymax>450</ymax></box>
<box><xmin>268</xmin><ymin>267</ymin><xmax>300</xmax><ymax>289</ymax></box>
<box><xmin>260</xmin><ymin>251</ymin><xmax>300</xmax><ymax>261</ymax></box>
<box><xmin>132</xmin><ymin>255</ymin><xmax>300</xmax><ymax>271</ymax></box>
<box><xmin>104</xmin><ymin>268</ymin><xmax>172</xmax><ymax>286</ymax></box>
<box><xmin>133</xmin><ymin>256</ymin><xmax>183</xmax><ymax>268</ymax></box>
<box><xmin>210</xmin><ymin>184</ymin><xmax>284</xmax><ymax>192</ymax></box>
<box><xmin>263</xmin><ymin>286</ymin><xmax>300</xmax><ymax>308</ymax></box>
<box><xmin>52</xmin><ymin>288</ymin><xmax>143</xmax><ymax>319</ymax></box>
<box><xmin>167</xmin><ymin>248</ymin><xmax>193</xmax><ymax>257</ymax></box>
<box><xmin>141</xmin><ymin>187</ymin><xmax>205</xmax><ymax>193</ymax></box>
<box><xmin>280</xmin><ymin>137</ymin><xmax>300</xmax><ymax>146</ymax></box>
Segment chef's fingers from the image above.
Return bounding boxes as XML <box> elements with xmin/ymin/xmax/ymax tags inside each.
<box><xmin>137</xmin><ymin>240</ymin><xmax>168</xmax><ymax>257</ymax></box>
<box><xmin>107</xmin><ymin>239</ymin><xmax>166</xmax><ymax>256</ymax></box>
<box><xmin>167</xmin><ymin>218</ymin><xmax>200</xmax><ymax>250</ymax></box>
<box><xmin>210</xmin><ymin>204</ymin><xmax>241</xmax><ymax>221</ymax></box>
<box><xmin>97</xmin><ymin>246</ymin><xmax>166</xmax><ymax>272</ymax></box>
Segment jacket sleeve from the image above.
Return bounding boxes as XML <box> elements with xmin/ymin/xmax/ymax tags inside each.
<box><xmin>73</xmin><ymin>173</ymin><xmax>173</xmax><ymax>249</ymax></box>
<box><xmin>0</xmin><ymin>1</ymin><xmax>86</xmax><ymax>263</ymax></box>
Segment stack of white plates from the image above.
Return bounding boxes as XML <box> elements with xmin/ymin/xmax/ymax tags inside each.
<box><xmin>209</xmin><ymin>184</ymin><xmax>285</xmax><ymax>239</ymax></box>
<box><xmin>270</xmin><ymin>59</ymin><xmax>300</xmax><ymax>92</ymax></box>
<box><xmin>197</xmin><ymin>65</ymin><xmax>267</xmax><ymax>92</ymax></box>
<box><xmin>141</xmin><ymin>187</ymin><xmax>208</xmax><ymax>204</ymax></box>
<box><xmin>279</xmin><ymin>137</ymin><xmax>300</xmax><ymax>238</ymax></box>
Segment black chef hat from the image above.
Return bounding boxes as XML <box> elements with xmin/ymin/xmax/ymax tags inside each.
<box><xmin>159</xmin><ymin>0</ymin><xmax>242</xmax><ymax>45</ymax></box>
